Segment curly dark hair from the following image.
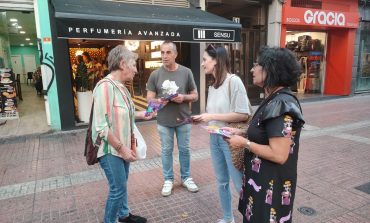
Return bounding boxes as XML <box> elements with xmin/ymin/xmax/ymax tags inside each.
<box><xmin>257</xmin><ymin>46</ymin><xmax>301</xmax><ymax>90</ymax></box>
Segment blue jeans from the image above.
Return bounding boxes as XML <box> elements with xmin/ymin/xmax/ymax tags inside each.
<box><xmin>157</xmin><ymin>124</ymin><xmax>191</xmax><ymax>181</ymax></box>
<box><xmin>210</xmin><ymin>134</ymin><xmax>243</xmax><ymax>221</ymax></box>
<box><xmin>99</xmin><ymin>154</ymin><xmax>130</xmax><ymax>223</ymax></box>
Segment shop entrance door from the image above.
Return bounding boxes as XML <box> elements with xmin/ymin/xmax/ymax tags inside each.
<box><xmin>23</xmin><ymin>55</ymin><xmax>37</xmax><ymax>74</ymax></box>
<box><xmin>243</xmin><ymin>29</ymin><xmax>266</xmax><ymax>104</ymax></box>
<box><xmin>11</xmin><ymin>55</ymin><xmax>23</xmax><ymax>81</ymax></box>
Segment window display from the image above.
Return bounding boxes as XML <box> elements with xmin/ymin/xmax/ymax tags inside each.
<box><xmin>0</xmin><ymin>68</ymin><xmax>18</xmax><ymax>120</ymax></box>
<box><xmin>286</xmin><ymin>31</ymin><xmax>327</xmax><ymax>94</ymax></box>
<box><xmin>356</xmin><ymin>22</ymin><xmax>370</xmax><ymax>92</ymax></box>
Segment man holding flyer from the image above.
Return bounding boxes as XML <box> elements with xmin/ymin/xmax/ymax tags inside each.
<box><xmin>146</xmin><ymin>41</ymin><xmax>199</xmax><ymax>197</ymax></box>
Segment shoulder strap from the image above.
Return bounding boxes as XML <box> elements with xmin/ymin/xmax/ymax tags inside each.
<box><xmin>103</xmin><ymin>77</ymin><xmax>135</xmax><ymax>135</ymax></box>
<box><xmin>227</xmin><ymin>74</ymin><xmax>236</xmax><ymax>101</ymax></box>
<box><xmin>228</xmin><ymin>74</ymin><xmax>253</xmax><ymax>114</ymax></box>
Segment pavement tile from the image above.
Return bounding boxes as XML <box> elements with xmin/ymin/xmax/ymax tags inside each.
<box><xmin>1</xmin><ymin>95</ymin><xmax>370</xmax><ymax>222</ymax></box>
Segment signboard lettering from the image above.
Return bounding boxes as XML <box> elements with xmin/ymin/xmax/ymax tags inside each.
<box><xmin>304</xmin><ymin>10</ymin><xmax>345</xmax><ymax>26</ymax></box>
<box><xmin>282</xmin><ymin>7</ymin><xmax>358</xmax><ymax>28</ymax></box>
<box><xmin>56</xmin><ymin>18</ymin><xmax>241</xmax><ymax>42</ymax></box>
<box><xmin>193</xmin><ymin>28</ymin><xmax>235</xmax><ymax>41</ymax></box>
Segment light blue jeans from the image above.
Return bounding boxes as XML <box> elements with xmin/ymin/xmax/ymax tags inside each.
<box><xmin>210</xmin><ymin>134</ymin><xmax>243</xmax><ymax>222</ymax></box>
<box><xmin>157</xmin><ymin>124</ymin><xmax>191</xmax><ymax>181</ymax></box>
<box><xmin>99</xmin><ymin>154</ymin><xmax>130</xmax><ymax>223</ymax></box>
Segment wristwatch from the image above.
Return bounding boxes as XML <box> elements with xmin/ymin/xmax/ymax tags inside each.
<box><xmin>245</xmin><ymin>139</ymin><xmax>251</xmax><ymax>153</ymax></box>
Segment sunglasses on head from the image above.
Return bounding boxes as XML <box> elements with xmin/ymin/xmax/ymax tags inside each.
<box><xmin>206</xmin><ymin>44</ymin><xmax>216</xmax><ymax>52</ymax></box>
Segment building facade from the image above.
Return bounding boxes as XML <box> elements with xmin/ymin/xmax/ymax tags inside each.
<box><xmin>280</xmin><ymin>0</ymin><xmax>359</xmax><ymax>96</ymax></box>
<box><xmin>37</xmin><ymin>0</ymin><xmax>243</xmax><ymax>130</ymax></box>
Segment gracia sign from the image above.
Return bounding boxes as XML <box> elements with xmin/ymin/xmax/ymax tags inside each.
<box><xmin>56</xmin><ymin>18</ymin><xmax>240</xmax><ymax>42</ymax></box>
<box><xmin>283</xmin><ymin>7</ymin><xmax>358</xmax><ymax>28</ymax></box>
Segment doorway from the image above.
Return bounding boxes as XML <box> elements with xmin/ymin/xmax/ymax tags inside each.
<box><xmin>0</xmin><ymin>10</ymin><xmax>49</xmax><ymax>137</ymax></box>
<box><xmin>11</xmin><ymin>55</ymin><xmax>23</xmax><ymax>81</ymax></box>
<box><xmin>243</xmin><ymin>29</ymin><xmax>266</xmax><ymax>104</ymax></box>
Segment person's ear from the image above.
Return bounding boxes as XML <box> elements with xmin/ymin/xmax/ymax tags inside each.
<box><xmin>119</xmin><ymin>60</ymin><xmax>126</xmax><ymax>70</ymax></box>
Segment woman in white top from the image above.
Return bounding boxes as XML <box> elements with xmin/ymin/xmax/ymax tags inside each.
<box><xmin>192</xmin><ymin>45</ymin><xmax>252</xmax><ymax>223</ymax></box>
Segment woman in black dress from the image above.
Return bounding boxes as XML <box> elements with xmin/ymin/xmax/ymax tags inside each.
<box><xmin>225</xmin><ymin>47</ymin><xmax>305</xmax><ymax>223</ymax></box>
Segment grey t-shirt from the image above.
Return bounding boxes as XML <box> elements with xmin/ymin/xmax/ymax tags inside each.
<box><xmin>206</xmin><ymin>74</ymin><xmax>251</xmax><ymax>127</ymax></box>
<box><xmin>146</xmin><ymin>65</ymin><xmax>197</xmax><ymax>127</ymax></box>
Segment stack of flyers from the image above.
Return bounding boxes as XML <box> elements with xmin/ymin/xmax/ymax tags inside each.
<box><xmin>201</xmin><ymin>125</ymin><xmax>232</xmax><ymax>138</ymax></box>
<box><xmin>144</xmin><ymin>94</ymin><xmax>179</xmax><ymax>117</ymax></box>
<box><xmin>145</xmin><ymin>101</ymin><xmax>164</xmax><ymax>117</ymax></box>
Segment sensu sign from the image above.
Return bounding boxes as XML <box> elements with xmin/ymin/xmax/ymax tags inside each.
<box><xmin>304</xmin><ymin>10</ymin><xmax>345</xmax><ymax>26</ymax></box>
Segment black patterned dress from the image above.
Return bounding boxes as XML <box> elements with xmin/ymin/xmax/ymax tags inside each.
<box><xmin>238</xmin><ymin>88</ymin><xmax>305</xmax><ymax>223</ymax></box>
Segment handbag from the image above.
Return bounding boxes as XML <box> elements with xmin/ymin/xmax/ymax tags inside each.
<box><xmin>226</xmin><ymin>75</ymin><xmax>253</xmax><ymax>171</ymax></box>
<box><xmin>84</xmin><ymin>102</ymin><xmax>101</xmax><ymax>165</ymax></box>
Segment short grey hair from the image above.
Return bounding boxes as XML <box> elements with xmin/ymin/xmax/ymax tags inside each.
<box><xmin>161</xmin><ymin>40</ymin><xmax>177</xmax><ymax>53</ymax></box>
<box><xmin>108</xmin><ymin>45</ymin><xmax>138</xmax><ymax>72</ymax></box>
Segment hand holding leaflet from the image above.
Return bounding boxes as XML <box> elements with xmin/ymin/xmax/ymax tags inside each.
<box><xmin>201</xmin><ymin>125</ymin><xmax>232</xmax><ymax>138</ymax></box>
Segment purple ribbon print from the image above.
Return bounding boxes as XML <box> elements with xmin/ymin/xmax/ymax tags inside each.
<box><xmin>248</xmin><ymin>178</ymin><xmax>262</xmax><ymax>192</ymax></box>
<box><xmin>279</xmin><ymin>211</ymin><xmax>291</xmax><ymax>223</ymax></box>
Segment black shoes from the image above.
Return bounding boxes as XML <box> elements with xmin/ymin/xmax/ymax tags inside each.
<box><xmin>118</xmin><ymin>213</ymin><xmax>147</xmax><ymax>223</ymax></box>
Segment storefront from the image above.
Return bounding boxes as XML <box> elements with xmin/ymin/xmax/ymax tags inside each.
<box><xmin>47</xmin><ymin>0</ymin><xmax>241</xmax><ymax>129</ymax></box>
<box><xmin>355</xmin><ymin>1</ymin><xmax>370</xmax><ymax>93</ymax></box>
<box><xmin>281</xmin><ymin>0</ymin><xmax>359</xmax><ymax>96</ymax></box>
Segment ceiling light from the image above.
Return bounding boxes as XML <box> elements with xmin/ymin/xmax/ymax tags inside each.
<box><xmin>29</xmin><ymin>43</ymin><xmax>34</xmax><ymax>45</ymax></box>
<box><xmin>25</xmin><ymin>38</ymin><xmax>30</xmax><ymax>41</ymax></box>
<box><xmin>19</xmin><ymin>31</ymin><xmax>26</xmax><ymax>34</ymax></box>
<box><xmin>75</xmin><ymin>50</ymin><xmax>83</xmax><ymax>56</ymax></box>
<box><xmin>11</xmin><ymin>23</ymin><xmax>17</xmax><ymax>26</ymax></box>
<box><xmin>20</xmin><ymin>44</ymin><xmax>24</xmax><ymax>46</ymax></box>
<box><xmin>17</xmin><ymin>26</ymin><xmax>22</xmax><ymax>29</ymax></box>
<box><xmin>10</xmin><ymin>18</ymin><xmax>18</xmax><ymax>22</ymax></box>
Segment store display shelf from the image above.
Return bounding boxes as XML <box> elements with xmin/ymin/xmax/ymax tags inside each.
<box><xmin>0</xmin><ymin>112</ymin><xmax>19</xmax><ymax>120</ymax></box>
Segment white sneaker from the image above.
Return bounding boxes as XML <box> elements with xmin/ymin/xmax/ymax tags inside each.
<box><xmin>216</xmin><ymin>219</ymin><xmax>235</xmax><ymax>223</ymax></box>
<box><xmin>161</xmin><ymin>180</ymin><xmax>173</xmax><ymax>196</ymax></box>
<box><xmin>182</xmin><ymin>177</ymin><xmax>199</xmax><ymax>192</ymax></box>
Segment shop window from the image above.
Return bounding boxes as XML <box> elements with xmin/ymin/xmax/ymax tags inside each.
<box><xmin>285</xmin><ymin>31</ymin><xmax>327</xmax><ymax>94</ymax></box>
<box><xmin>356</xmin><ymin>22</ymin><xmax>370</xmax><ymax>92</ymax></box>
<box><xmin>291</xmin><ymin>0</ymin><xmax>322</xmax><ymax>9</ymax></box>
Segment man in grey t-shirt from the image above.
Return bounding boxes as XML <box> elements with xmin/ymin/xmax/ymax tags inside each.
<box><xmin>146</xmin><ymin>41</ymin><xmax>199</xmax><ymax>197</ymax></box>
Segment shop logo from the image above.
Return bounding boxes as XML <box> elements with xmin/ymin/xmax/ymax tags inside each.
<box><xmin>304</xmin><ymin>10</ymin><xmax>345</xmax><ymax>26</ymax></box>
<box><xmin>193</xmin><ymin>28</ymin><xmax>235</xmax><ymax>41</ymax></box>
<box><xmin>197</xmin><ymin>29</ymin><xmax>206</xmax><ymax>39</ymax></box>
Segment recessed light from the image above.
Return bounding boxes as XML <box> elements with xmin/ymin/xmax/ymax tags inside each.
<box><xmin>17</xmin><ymin>26</ymin><xmax>22</xmax><ymax>29</ymax></box>
<box><xmin>25</xmin><ymin>38</ymin><xmax>30</xmax><ymax>41</ymax></box>
<box><xmin>10</xmin><ymin>18</ymin><xmax>17</xmax><ymax>22</ymax></box>
<box><xmin>29</xmin><ymin>43</ymin><xmax>34</xmax><ymax>45</ymax></box>
<box><xmin>19</xmin><ymin>31</ymin><xmax>26</xmax><ymax>34</ymax></box>
<box><xmin>20</xmin><ymin>44</ymin><xmax>24</xmax><ymax>46</ymax></box>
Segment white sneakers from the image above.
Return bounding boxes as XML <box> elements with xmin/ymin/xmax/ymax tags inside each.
<box><xmin>182</xmin><ymin>177</ymin><xmax>199</xmax><ymax>192</ymax></box>
<box><xmin>161</xmin><ymin>180</ymin><xmax>173</xmax><ymax>196</ymax></box>
<box><xmin>216</xmin><ymin>219</ymin><xmax>235</xmax><ymax>223</ymax></box>
<box><xmin>161</xmin><ymin>178</ymin><xmax>199</xmax><ymax>196</ymax></box>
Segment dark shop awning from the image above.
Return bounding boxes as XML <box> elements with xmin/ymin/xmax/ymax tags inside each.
<box><xmin>51</xmin><ymin>0</ymin><xmax>241</xmax><ymax>42</ymax></box>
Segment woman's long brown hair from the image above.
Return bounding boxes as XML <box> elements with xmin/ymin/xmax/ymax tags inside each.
<box><xmin>205</xmin><ymin>44</ymin><xmax>231</xmax><ymax>89</ymax></box>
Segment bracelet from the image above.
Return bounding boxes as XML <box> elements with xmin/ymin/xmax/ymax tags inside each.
<box><xmin>116</xmin><ymin>142</ymin><xmax>123</xmax><ymax>152</ymax></box>
<box><xmin>245</xmin><ymin>139</ymin><xmax>251</xmax><ymax>153</ymax></box>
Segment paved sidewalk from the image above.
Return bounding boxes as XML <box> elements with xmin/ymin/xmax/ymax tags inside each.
<box><xmin>0</xmin><ymin>95</ymin><xmax>370</xmax><ymax>222</ymax></box>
